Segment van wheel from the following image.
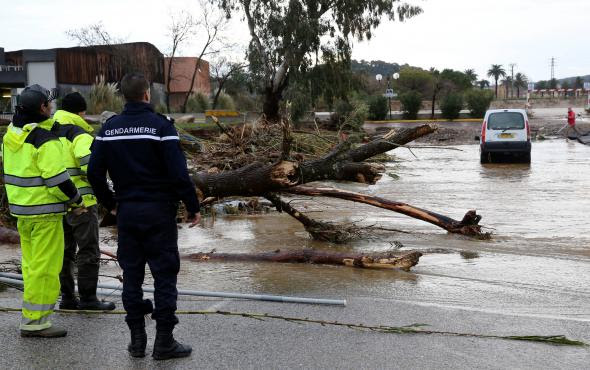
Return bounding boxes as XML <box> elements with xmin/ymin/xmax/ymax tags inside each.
<box><xmin>480</xmin><ymin>151</ymin><xmax>490</xmax><ymax>163</ymax></box>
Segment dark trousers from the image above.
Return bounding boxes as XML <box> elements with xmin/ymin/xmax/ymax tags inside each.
<box><xmin>117</xmin><ymin>201</ymin><xmax>180</xmax><ymax>330</ymax></box>
<box><xmin>60</xmin><ymin>205</ymin><xmax>100</xmax><ymax>301</ymax></box>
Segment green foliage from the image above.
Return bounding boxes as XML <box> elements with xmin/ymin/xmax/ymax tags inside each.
<box><xmin>574</xmin><ymin>76</ymin><xmax>584</xmax><ymax>89</ymax></box>
<box><xmin>154</xmin><ymin>103</ymin><xmax>167</xmax><ymax>114</ymax></box>
<box><xmin>233</xmin><ymin>93</ymin><xmax>260</xmax><ymax>112</ymax></box>
<box><xmin>329</xmin><ymin>95</ymin><xmax>368</xmax><ymax>131</ymax></box>
<box><xmin>367</xmin><ymin>95</ymin><xmax>389</xmax><ymax>120</ymax></box>
<box><xmin>216</xmin><ymin>93</ymin><xmax>236</xmax><ymax>110</ymax></box>
<box><xmin>487</xmin><ymin>64</ymin><xmax>506</xmax><ymax>81</ymax></box>
<box><xmin>487</xmin><ymin>64</ymin><xmax>506</xmax><ymax>98</ymax></box>
<box><xmin>478</xmin><ymin>80</ymin><xmax>490</xmax><ymax>89</ymax></box>
<box><xmin>399</xmin><ymin>91</ymin><xmax>422</xmax><ymax>119</ymax></box>
<box><xmin>217</xmin><ymin>0</ymin><xmax>422</xmax><ymax>118</ymax></box>
<box><xmin>561</xmin><ymin>80</ymin><xmax>570</xmax><ymax>90</ymax></box>
<box><xmin>440</xmin><ymin>93</ymin><xmax>463</xmax><ymax>120</ymax></box>
<box><xmin>464</xmin><ymin>69</ymin><xmax>477</xmax><ymax>85</ymax></box>
<box><xmin>536</xmin><ymin>80</ymin><xmax>547</xmax><ymax>89</ymax></box>
<box><xmin>351</xmin><ymin>59</ymin><xmax>401</xmax><ymax>77</ymax></box>
<box><xmin>395</xmin><ymin>67</ymin><xmax>433</xmax><ymax>96</ymax></box>
<box><xmin>87</xmin><ymin>79</ymin><xmax>124</xmax><ymax>114</ymax></box>
<box><xmin>440</xmin><ymin>69</ymin><xmax>472</xmax><ymax>92</ymax></box>
<box><xmin>465</xmin><ymin>89</ymin><xmax>494</xmax><ymax>118</ymax></box>
<box><xmin>286</xmin><ymin>81</ymin><xmax>313</xmax><ymax>122</ymax></box>
<box><xmin>185</xmin><ymin>92</ymin><xmax>210</xmax><ymax>113</ymax></box>
<box><xmin>549</xmin><ymin>78</ymin><xmax>558</xmax><ymax>89</ymax></box>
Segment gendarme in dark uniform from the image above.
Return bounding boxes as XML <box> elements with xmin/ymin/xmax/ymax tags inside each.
<box><xmin>88</xmin><ymin>73</ymin><xmax>199</xmax><ymax>360</ymax></box>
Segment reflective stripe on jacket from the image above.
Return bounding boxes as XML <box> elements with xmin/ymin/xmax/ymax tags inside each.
<box><xmin>2</xmin><ymin>121</ymin><xmax>72</xmax><ymax>218</ymax></box>
<box><xmin>52</xmin><ymin>123</ymin><xmax>97</xmax><ymax>207</ymax></box>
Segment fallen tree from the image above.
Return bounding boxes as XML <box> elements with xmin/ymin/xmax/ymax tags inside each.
<box><xmin>192</xmin><ymin>124</ymin><xmax>437</xmax><ymax>198</ymax></box>
<box><xmin>187</xmin><ymin>249</ymin><xmax>422</xmax><ymax>271</ymax></box>
<box><xmin>285</xmin><ymin>186</ymin><xmax>489</xmax><ymax>239</ymax></box>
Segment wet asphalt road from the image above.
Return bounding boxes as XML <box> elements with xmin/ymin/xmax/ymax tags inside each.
<box><xmin>0</xmin><ymin>288</ymin><xmax>589</xmax><ymax>369</ymax></box>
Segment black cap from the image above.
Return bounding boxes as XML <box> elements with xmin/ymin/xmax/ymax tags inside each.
<box><xmin>61</xmin><ymin>92</ymin><xmax>87</xmax><ymax>113</ymax></box>
<box><xmin>18</xmin><ymin>84</ymin><xmax>52</xmax><ymax>112</ymax></box>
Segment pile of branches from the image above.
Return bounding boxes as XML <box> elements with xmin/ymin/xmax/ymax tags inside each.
<box><xmin>189</xmin><ymin>118</ymin><xmax>346</xmax><ymax>173</ymax></box>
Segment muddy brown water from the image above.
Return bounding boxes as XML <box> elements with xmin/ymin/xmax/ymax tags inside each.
<box><xmin>2</xmin><ymin>139</ymin><xmax>589</xmax><ymax>322</ymax></box>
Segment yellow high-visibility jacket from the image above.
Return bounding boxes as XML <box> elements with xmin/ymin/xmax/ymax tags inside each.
<box><xmin>53</xmin><ymin>111</ymin><xmax>96</xmax><ymax>207</ymax></box>
<box><xmin>2</xmin><ymin>119</ymin><xmax>76</xmax><ymax>218</ymax></box>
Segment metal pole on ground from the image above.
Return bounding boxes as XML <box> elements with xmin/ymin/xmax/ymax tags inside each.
<box><xmin>0</xmin><ymin>273</ymin><xmax>346</xmax><ymax>306</ymax></box>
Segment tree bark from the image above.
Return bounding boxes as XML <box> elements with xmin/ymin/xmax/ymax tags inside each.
<box><xmin>263</xmin><ymin>86</ymin><xmax>283</xmax><ymax>122</ymax></box>
<box><xmin>192</xmin><ymin>124</ymin><xmax>437</xmax><ymax>199</ymax></box>
<box><xmin>186</xmin><ymin>249</ymin><xmax>422</xmax><ymax>271</ymax></box>
<box><xmin>265</xmin><ymin>193</ymin><xmax>358</xmax><ymax>243</ymax></box>
<box><xmin>285</xmin><ymin>186</ymin><xmax>489</xmax><ymax>239</ymax></box>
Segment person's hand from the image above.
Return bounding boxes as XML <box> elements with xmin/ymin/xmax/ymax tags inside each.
<box><xmin>187</xmin><ymin>212</ymin><xmax>201</xmax><ymax>228</ymax></box>
<box><xmin>72</xmin><ymin>205</ymin><xmax>88</xmax><ymax>216</ymax></box>
<box><xmin>110</xmin><ymin>208</ymin><xmax>117</xmax><ymax>216</ymax></box>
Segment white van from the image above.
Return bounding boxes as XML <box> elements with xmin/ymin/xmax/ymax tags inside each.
<box><xmin>480</xmin><ymin>109</ymin><xmax>531</xmax><ymax>163</ymax></box>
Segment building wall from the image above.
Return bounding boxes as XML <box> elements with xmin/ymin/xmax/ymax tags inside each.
<box><xmin>164</xmin><ymin>57</ymin><xmax>210</xmax><ymax>110</ymax></box>
<box><xmin>56</xmin><ymin>43</ymin><xmax>164</xmax><ymax>85</ymax></box>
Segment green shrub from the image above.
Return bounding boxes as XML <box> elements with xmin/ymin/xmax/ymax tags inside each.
<box><xmin>367</xmin><ymin>95</ymin><xmax>389</xmax><ymax>120</ymax></box>
<box><xmin>440</xmin><ymin>93</ymin><xmax>463</xmax><ymax>120</ymax></box>
<box><xmin>328</xmin><ymin>97</ymin><xmax>367</xmax><ymax>131</ymax></box>
<box><xmin>154</xmin><ymin>103</ymin><xmax>167</xmax><ymax>114</ymax></box>
<box><xmin>216</xmin><ymin>92</ymin><xmax>236</xmax><ymax>111</ymax></box>
<box><xmin>234</xmin><ymin>93</ymin><xmax>260</xmax><ymax>112</ymax></box>
<box><xmin>186</xmin><ymin>92</ymin><xmax>210</xmax><ymax>113</ymax></box>
<box><xmin>465</xmin><ymin>89</ymin><xmax>494</xmax><ymax>118</ymax></box>
<box><xmin>87</xmin><ymin>80</ymin><xmax>124</xmax><ymax>114</ymax></box>
<box><xmin>399</xmin><ymin>91</ymin><xmax>422</xmax><ymax>119</ymax></box>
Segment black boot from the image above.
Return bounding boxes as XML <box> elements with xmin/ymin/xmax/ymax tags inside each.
<box><xmin>59</xmin><ymin>295</ymin><xmax>79</xmax><ymax>310</ymax></box>
<box><xmin>127</xmin><ymin>326</ymin><xmax>147</xmax><ymax>358</ymax></box>
<box><xmin>152</xmin><ymin>329</ymin><xmax>192</xmax><ymax>360</ymax></box>
<box><xmin>79</xmin><ymin>297</ymin><xmax>116</xmax><ymax>311</ymax></box>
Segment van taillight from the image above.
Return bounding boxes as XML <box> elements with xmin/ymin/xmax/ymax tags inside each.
<box><xmin>481</xmin><ymin>121</ymin><xmax>486</xmax><ymax>142</ymax></box>
<box><xmin>525</xmin><ymin>120</ymin><xmax>530</xmax><ymax>141</ymax></box>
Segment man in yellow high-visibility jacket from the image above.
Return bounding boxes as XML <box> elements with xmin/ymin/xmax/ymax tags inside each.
<box><xmin>53</xmin><ymin>92</ymin><xmax>115</xmax><ymax>311</ymax></box>
<box><xmin>2</xmin><ymin>85</ymin><xmax>82</xmax><ymax>338</ymax></box>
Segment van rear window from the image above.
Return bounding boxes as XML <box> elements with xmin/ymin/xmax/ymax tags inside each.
<box><xmin>488</xmin><ymin>112</ymin><xmax>525</xmax><ymax>130</ymax></box>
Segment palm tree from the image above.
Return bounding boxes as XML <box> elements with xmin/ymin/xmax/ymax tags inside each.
<box><xmin>478</xmin><ymin>79</ymin><xmax>490</xmax><ymax>89</ymax></box>
<box><xmin>464</xmin><ymin>69</ymin><xmax>478</xmax><ymax>85</ymax></box>
<box><xmin>487</xmin><ymin>64</ymin><xmax>506</xmax><ymax>98</ymax></box>
<box><xmin>514</xmin><ymin>73</ymin><xmax>528</xmax><ymax>98</ymax></box>
<box><xmin>502</xmin><ymin>77</ymin><xmax>512</xmax><ymax>99</ymax></box>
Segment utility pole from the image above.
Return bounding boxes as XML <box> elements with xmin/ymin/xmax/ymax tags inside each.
<box><xmin>509</xmin><ymin>63</ymin><xmax>516</xmax><ymax>98</ymax></box>
<box><xmin>550</xmin><ymin>57</ymin><xmax>555</xmax><ymax>80</ymax></box>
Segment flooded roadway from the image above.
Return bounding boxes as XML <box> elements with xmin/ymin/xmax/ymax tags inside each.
<box><xmin>120</xmin><ymin>139</ymin><xmax>589</xmax><ymax>323</ymax></box>
<box><xmin>1</xmin><ymin>139</ymin><xmax>589</xmax><ymax>368</ymax></box>
<box><xmin>3</xmin><ymin>140</ymin><xmax>589</xmax><ymax>323</ymax></box>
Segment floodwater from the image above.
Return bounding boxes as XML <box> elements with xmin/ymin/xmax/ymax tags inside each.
<box><xmin>3</xmin><ymin>140</ymin><xmax>590</xmax><ymax>323</ymax></box>
<box><xmin>172</xmin><ymin>139</ymin><xmax>590</xmax><ymax>322</ymax></box>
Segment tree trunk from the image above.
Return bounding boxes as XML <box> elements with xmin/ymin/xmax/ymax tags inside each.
<box><xmin>263</xmin><ymin>86</ymin><xmax>282</xmax><ymax>122</ymax></box>
<box><xmin>191</xmin><ymin>125</ymin><xmax>437</xmax><ymax>199</ymax></box>
<box><xmin>181</xmin><ymin>58</ymin><xmax>202</xmax><ymax>113</ymax></box>
<box><xmin>186</xmin><ymin>249</ymin><xmax>422</xmax><ymax>271</ymax></box>
<box><xmin>286</xmin><ymin>186</ymin><xmax>489</xmax><ymax>239</ymax></box>
<box><xmin>431</xmin><ymin>92</ymin><xmax>436</xmax><ymax>119</ymax></box>
<box><xmin>495</xmin><ymin>78</ymin><xmax>499</xmax><ymax>98</ymax></box>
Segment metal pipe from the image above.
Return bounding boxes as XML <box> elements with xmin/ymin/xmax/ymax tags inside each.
<box><xmin>0</xmin><ymin>273</ymin><xmax>346</xmax><ymax>306</ymax></box>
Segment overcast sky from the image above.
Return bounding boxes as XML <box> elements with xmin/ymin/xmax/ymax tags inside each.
<box><xmin>1</xmin><ymin>0</ymin><xmax>588</xmax><ymax>82</ymax></box>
